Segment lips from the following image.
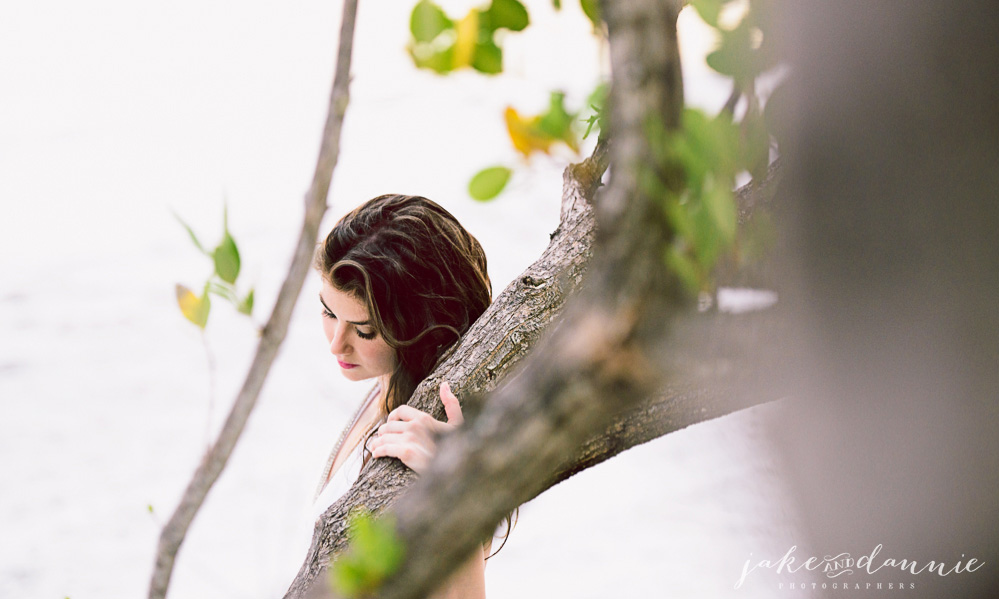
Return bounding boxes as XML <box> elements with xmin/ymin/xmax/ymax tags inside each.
<box><xmin>337</xmin><ymin>359</ymin><xmax>358</xmax><ymax>369</ymax></box>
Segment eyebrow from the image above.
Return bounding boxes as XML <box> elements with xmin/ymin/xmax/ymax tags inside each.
<box><xmin>319</xmin><ymin>293</ymin><xmax>371</xmax><ymax>326</ymax></box>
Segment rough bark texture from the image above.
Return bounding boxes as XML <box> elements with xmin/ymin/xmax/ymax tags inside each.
<box><xmin>147</xmin><ymin>1</ymin><xmax>359</xmax><ymax>597</ymax></box>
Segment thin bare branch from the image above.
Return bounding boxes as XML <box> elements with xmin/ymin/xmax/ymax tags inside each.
<box><xmin>147</xmin><ymin>1</ymin><xmax>360</xmax><ymax>597</ymax></box>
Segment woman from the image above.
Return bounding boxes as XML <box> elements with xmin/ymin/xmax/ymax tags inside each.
<box><xmin>312</xmin><ymin>194</ymin><xmax>493</xmax><ymax>598</ymax></box>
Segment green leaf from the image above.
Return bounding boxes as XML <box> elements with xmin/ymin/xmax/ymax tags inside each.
<box><xmin>702</xmin><ymin>178</ymin><xmax>737</xmax><ymax>245</ymax></box>
<box><xmin>586</xmin><ymin>81</ymin><xmax>608</xmax><ymax>113</ymax></box>
<box><xmin>706</xmin><ymin>20</ymin><xmax>773</xmax><ymax>84</ymax></box>
<box><xmin>583</xmin><ymin>112</ymin><xmax>600</xmax><ymax>139</ymax></box>
<box><xmin>639</xmin><ymin>165</ymin><xmax>669</xmax><ymax>202</ymax></box>
<box><xmin>676</xmin><ymin>108</ymin><xmax>740</xmax><ymax>188</ymax></box>
<box><xmin>410</xmin><ymin>0</ymin><xmax>452</xmax><ymax>42</ymax></box>
<box><xmin>237</xmin><ymin>288</ymin><xmax>254</xmax><ymax>316</ymax></box>
<box><xmin>665</xmin><ymin>245</ymin><xmax>702</xmax><ymax>295</ymax></box>
<box><xmin>472</xmin><ymin>39</ymin><xmax>503</xmax><ymax>74</ymax></box>
<box><xmin>488</xmin><ymin>0</ymin><xmax>529</xmax><ymax>31</ymax></box>
<box><xmin>173</xmin><ymin>212</ymin><xmax>208</xmax><ymax>255</ymax></box>
<box><xmin>583</xmin><ymin>82</ymin><xmax>609</xmax><ymax>139</ymax></box>
<box><xmin>691</xmin><ymin>202</ymin><xmax>722</xmax><ymax>270</ymax></box>
<box><xmin>408</xmin><ymin>44</ymin><xmax>457</xmax><ymax>74</ymax></box>
<box><xmin>537</xmin><ymin>91</ymin><xmax>574</xmax><ymax>139</ymax></box>
<box><xmin>580</xmin><ymin>0</ymin><xmax>601</xmax><ymax>29</ymax></box>
<box><xmin>212</xmin><ymin>233</ymin><xmax>241</xmax><ymax>284</ymax></box>
<box><xmin>552</xmin><ymin>0</ymin><xmax>562</xmax><ymax>9</ymax></box>
<box><xmin>663</xmin><ymin>195</ymin><xmax>695</xmax><ymax>240</ymax></box>
<box><xmin>468</xmin><ymin>166</ymin><xmax>512</xmax><ymax>201</ymax></box>
<box><xmin>689</xmin><ymin>0</ymin><xmax>727</xmax><ymax>28</ymax></box>
<box><xmin>331</xmin><ymin>512</ymin><xmax>405</xmax><ymax>598</ymax></box>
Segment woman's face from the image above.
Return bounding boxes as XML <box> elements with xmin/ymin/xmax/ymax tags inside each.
<box><xmin>319</xmin><ymin>279</ymin><xmax>397</xmax><ymax>383</ymax></box>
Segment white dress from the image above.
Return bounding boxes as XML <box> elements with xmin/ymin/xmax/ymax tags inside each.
<box><xmin>312</xmin><ymin>440</ymin><xmax>365</xmax><ymax>520</ymax></box>
<box><xmin>312</xmin><ymin>384</ymin><xmax>382</xmax><ymax>521</ymax></box>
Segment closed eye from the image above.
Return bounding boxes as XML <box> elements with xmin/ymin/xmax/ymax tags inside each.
<box><xmin>320</xmin><ymin>295</ymin><xmax>377</xmax><ymax>340</ymax></box>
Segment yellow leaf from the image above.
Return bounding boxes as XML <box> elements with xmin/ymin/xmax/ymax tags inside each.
<box><xmin>504</xmin><ymin>107</ymin><xmax>555</xmax><ymax>157</ymax></box>
<box><xmin>454</xmin><ymin>10</ymin><xmax>479</xmax><ymax>69</ymax></box>
<box><xmin>175</xmin><ymin>284</ymin><xmax>210</xmax><ymax>329</ymax></box>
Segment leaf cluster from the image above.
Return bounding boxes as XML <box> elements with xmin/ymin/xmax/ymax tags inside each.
<box><xmin>469</xmin><ymin>85</ymin><xmax>606</xmax><ymax>201</ymax></box>
<box><xmin>330</xmin><ymin>510</ymin><xmax>406</xmax><ymax>598</ymax></box>
<box><xmin>634</xmin><ymin>0</ymin><xmax>786</xmax><ymax>295</ymax></box>
<box><xmin>408</xmin><ymin>0</ymin><xmax>529</xmax><ymax>75</ymax></box>
<box><xmin>692</xmin><ymin>0</ymin><xmax>784</xmax><ymax>177</ymax></box>
<box><xmin>174</xmin><ymin>205</ymin><xmax>254</xmax><ymax>329</ymax></box>
<box><xmin>408</xmin><ymin>0</ymin><xmax>607</xmax><ymax>201</ymax></box>
<box><xmin>644</xmin><ymin>109</ymin><xmax>744</xmax><ymax>294</ymax></box>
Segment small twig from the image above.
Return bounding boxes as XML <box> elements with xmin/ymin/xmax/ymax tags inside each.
<box><xmin>202</xmin><ymin>331</ymin><xmax>216</xmax><ymax>452</ymax></box>
<box><xmin>146</xmin><ymin>1</ymin><xmax>361</xmax><ymax>597</ymax></box>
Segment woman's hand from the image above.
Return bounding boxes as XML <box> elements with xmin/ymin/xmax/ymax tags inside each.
<box><xmin>369</xmin><ymin>381</ymin><xmax>464</xmax><ymax>474</ymax></box>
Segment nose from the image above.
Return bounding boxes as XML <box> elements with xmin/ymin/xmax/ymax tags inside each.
<box><xmin>328</xmin><ymin>323</ymin><xmax>350</xmax><ymax>356</ymax></box>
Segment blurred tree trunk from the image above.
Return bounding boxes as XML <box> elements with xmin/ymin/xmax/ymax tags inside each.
<box><xmin>770</xmin><ymin>2</ymin><xmax>999</xmax><ymax>598</ymax></box>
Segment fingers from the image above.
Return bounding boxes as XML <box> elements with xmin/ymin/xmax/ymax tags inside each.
<box><xmin>369</xmin><ymin>430</ymin><xmax>433</xmax><ymax>474</ymax></box>
<box><xmin>439</xmin><ymin>380</ymin><xmax>464</xmax><ymax>425</ymax></box>
<box><xmin>377</xmin><ymin>420</ymin><xmax>414</xmax><ymax>435</ymax></box>
<box><xmin>371</xmin><ymin>382</ymin><xmax>465</xmax><ymax>474</ymax></box>
<box><xmin>386</xmin><ymin>404</ymin><xmax>428</xmax><ymax>423</ymax></box>
<box><xmin>376</xmin><ymin>420</ymin><xmax>439</xmax><ymax>440</ymax></box>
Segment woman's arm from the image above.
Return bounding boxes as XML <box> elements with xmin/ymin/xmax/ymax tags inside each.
<box><xmin>431</xmin><ymin>544</ymin><xmax>486</xmax><ymax>599</ymax></box>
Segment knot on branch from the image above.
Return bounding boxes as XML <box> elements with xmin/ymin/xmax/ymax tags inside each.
<box><xmin>520</xmin><ymin>275</ymin><xmax>547</xmax><ymax>289</ymax></box>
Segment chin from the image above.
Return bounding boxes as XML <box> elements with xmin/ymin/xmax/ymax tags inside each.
<box><xmin>339</xmin><ymin>367</ymin><xmax>372</xmax><ymax>382</ymax></box>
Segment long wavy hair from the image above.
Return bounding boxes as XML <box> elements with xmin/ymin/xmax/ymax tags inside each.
<box><xmin>314</xmin><ymin>194</ymin><xmax>492</xmax><ymax>417</ymax></box>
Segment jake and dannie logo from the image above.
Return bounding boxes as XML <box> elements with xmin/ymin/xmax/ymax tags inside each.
<box><xmin>734</xmin><ymin>544</ymin><xmax>985</xmax><ymax>590</ymax></box>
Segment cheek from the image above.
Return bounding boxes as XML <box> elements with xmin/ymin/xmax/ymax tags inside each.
<box><xmin>375</xmin><ymin>343</ymin><xmax>397</xmax><ymax>370</ymax></box>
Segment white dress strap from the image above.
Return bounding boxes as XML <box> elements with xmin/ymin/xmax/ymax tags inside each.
<box><xmin>313</xmin><ymin>383</ymin><xmax>382</xmax><ymax>501</ymax></box>
<box><xmin>312</xmin><ymin>438</ymin><xmax>366</xmax><ymax>520</ymax></box>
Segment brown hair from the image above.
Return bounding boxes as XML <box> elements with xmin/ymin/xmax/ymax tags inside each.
<box><xmin>315</xmin><ymin>194</ymin><xmax>492</xmax><ymax>416</ymax></box>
